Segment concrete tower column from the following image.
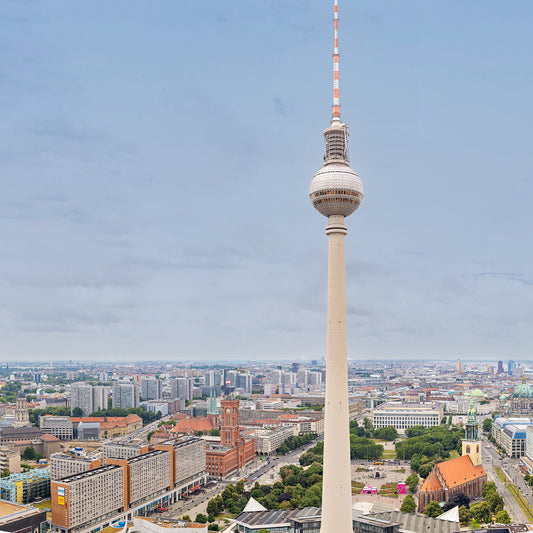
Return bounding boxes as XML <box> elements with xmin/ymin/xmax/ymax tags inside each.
<box><xmin>321</xmin><ymin>214</ymin><xmax>352</xmax><ymax>533</ymax></box>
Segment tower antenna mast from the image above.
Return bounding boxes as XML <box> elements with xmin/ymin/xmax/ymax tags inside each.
<box><xmin>332</xmin><ymin>0</ymin><xmax>341</xmax><ymax>126</ymax></box>
<box><xmin>309</xmin><ymin>2</ymin><xmax>364</xmax><ymax>533</ymax></box>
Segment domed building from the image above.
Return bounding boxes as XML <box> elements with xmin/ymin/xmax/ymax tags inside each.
<box><xmin>509</xmin><ymin>373</ymin><xmax>533</xmax><ymax>415</ymax></box>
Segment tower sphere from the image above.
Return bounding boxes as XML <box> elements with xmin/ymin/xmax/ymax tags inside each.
<box><xmin>309</xmin><ymin>163</ymin><xmax>363</xmax><ymax>217</ymax></box>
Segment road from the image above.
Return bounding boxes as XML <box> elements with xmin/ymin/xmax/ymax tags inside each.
<box><xmin>166</xmin><ymin>438</ymin><xmax>323</xmax><ymax>521</ymax></box>
<box><xmin>481</xmin><ymin>437</ymin><xmax>528</xmax><ymax>523</ymax></box>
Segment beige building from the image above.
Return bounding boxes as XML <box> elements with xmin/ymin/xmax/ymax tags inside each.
<box><xmin>121</xmin><ymin>450</ymin><xmax>172</xmax><ymax>508</ymax></box>
<box><xmin>40</xmin><ymin>416</ymin><xmax>74</xmax><ymax>441</ymax></box>
<box><xmin>50</xmin><ymin>452</ymin><xmax>102</xmax><ymax>480</ymax></box>
<box><xmin>52</xmin><ymin>464</ymin><xmax>125</xmax><ymax>533</ymax></box>
<box><xmin>103</xmin><ymin>443</ymin><xmax>148</xmax><ymax>463</ymax></box>
<box><xmin>168</xmin><ymin>437</ymin><xmax>206</xmax><ymax>486</ymax></box>
<box><xmin>51</xmin><ymin>439</ymin><xmax>207</xmax><ymax>533</ymax></box>
<box><xmin>253</xmin><ymin>426</ymin><xmax>297</xmax><ymax>455</ymax></box>
<box><xmin>0</xmin><ymin>446</ymin><xmax>21</xmax><ymax>473</ymax></box>
<box><xmin>372</xmin><ymin>401</ymin><xmax>444</xmax><ymax>432</ymax></box>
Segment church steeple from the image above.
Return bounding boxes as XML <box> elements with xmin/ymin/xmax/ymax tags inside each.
<box><xmin>462</xmin><ymin>398</ymin><xmax>481</xmax><ymax>466</ymax></box>
<box><xmin>465</xmin><ymin>398</ymin><xmax>478</xmax><ymax>440</ymax></box>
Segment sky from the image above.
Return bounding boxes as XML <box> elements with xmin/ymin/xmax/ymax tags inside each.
<box><xmin>1</xmin><ymin>1</ymin><xmax>532</xmax><ymax>362</ymax></box>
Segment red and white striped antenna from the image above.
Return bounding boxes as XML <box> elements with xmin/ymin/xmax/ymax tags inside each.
<box><xmin>332</xmin><ymin>0</ymin><xmax>341</xmax><ymax>126</ymax></box>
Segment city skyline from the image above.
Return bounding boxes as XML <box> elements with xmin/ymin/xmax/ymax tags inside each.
<box><xmin>1</xmin><ymin>1</ymin><xmax>533</xmax><ymax>361</ymax></box>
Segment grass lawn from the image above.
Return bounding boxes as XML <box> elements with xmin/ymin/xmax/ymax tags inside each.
<box><xmin>382</xmin><ymin>450</ymin><xmax>396</xmax><ymax>459</ymax></box>
<box><xmin>494</xmin><ymin>466</ymin><xmax>507</xmax><ymax>484</ymax></box>
<box><xmin>32</xmin><ymin>499</ymin><xmax>51</xmax><ymax>509</ymax></box>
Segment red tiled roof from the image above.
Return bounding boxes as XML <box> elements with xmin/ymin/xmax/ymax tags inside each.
<box><xmin>420</xmin><ymin>471</ymin><xmax>442</xmax><ymax>493</ymax></box>
<box><xmin>172</xmin><ymin>417</ymin><xmax>216</xmax><ymax>434</ymax></box>
<box><xmin>437</xmin><ymin>455</ymin><xmax>487</xmax><ymax>487</ymax></box>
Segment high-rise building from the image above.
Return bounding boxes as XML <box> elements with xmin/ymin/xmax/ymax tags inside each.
<box><xmin>508</xmin><ymin>360</ymin><xmax>517</xmax><ymax>376</ymax></box>
<box><xmin>170</xmin><ymin>377</ymin><xmax>193</xmax><ymax>401</ymax></box>
<box><xmin>455</xmin><ymin>358</ymin><xmax>463</xmax><ymax>374</ymax></box>
<box><xmin>112</xmin><ymin>382</ymin><xmax>140</xmax><ymax>409</ymax></box>
<box><xmin>141</xmin><ymin>377</ymin><xmax>162</xmax><ymax>400</ymax></box>
<box><xmin>70</xmin><ymin>383</ymin><xmax>92</xmax><ymax>417</ymax></box>
<box><xmin>308</xmin><ymin>2</ymin><xmax>364</xmax><ymax>532</ymax></box>
<box><xmin>497</xmin><ymin>360</ymin><xmax>504</xmax><ymax>374</ymax></box>
<box><xmin>71</xmin><ymin>383</ymin><xmax>109</xmax><ymax>417</ymax></box>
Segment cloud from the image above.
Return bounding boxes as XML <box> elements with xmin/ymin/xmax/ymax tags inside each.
<box><xmin>272</xmin><ymin>96</ymin><xmax>291</xmax><ymax>116</ymax></box>
<box><xmin>472</xmin><ymin>272</ymin><xmax>533</xmax><ymax>286</ymax></box>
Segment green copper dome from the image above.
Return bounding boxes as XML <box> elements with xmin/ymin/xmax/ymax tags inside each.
<box><xmin>511</xmin><ymin>382</ymin><xmax>533</xmax><ymax>398</ymax></box>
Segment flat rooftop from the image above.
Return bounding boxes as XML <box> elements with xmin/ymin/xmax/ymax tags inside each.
<box><xmin>56</xmin><ymin>463</ymin><xmax>121</xmax><ymax>483</ymax></box>
<box><xmin>0</xmin><ymin>501</ymin><xmax>42</xmax><ymax>524</ymax></box>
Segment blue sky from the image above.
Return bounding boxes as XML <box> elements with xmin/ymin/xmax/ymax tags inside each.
<box><xmin>1</xmin><ymin>1</ymin><xmax>532</xmax><ymax>361</ymax></box>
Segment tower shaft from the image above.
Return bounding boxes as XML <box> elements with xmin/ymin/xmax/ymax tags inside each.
<box><xmin>321</xmin><ymin>214</ymin><xmax>352</xmax><ymax>533</ymax></box>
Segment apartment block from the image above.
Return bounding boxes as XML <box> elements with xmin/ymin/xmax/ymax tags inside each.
<box><xmin>70</xmin><ymin>384</ymin><xmax>108</xmax><ymax>417</ymax></box>
<box><xmin>102</xmin><ymin>443</ymin><xmax>148</xmax><ymax>463</ymax></box>
<box><xmin>155</xmin><ymin>437</ymin><xmax>206</xmax><ymax>486</ymax></box>
<box><xmin>141</xmin><ymin>378</ymin><xmax>162</xmax><ymax>401</ymax></box>
<box><xmin>51</xmin><ymin>464</ymin><xmax>125</xmax><ymax>533</ymax></box>
<box><xmin>170</xmin><ymin>378</ymin><xmax>193</xmax><ymax>401</ymax></box>
<box><xmin>253</xmin><ymin>426</ymin><xmax>297</xmax><ymax>455</ymax></box>
<box><xmin>108</xmin><ymin>450</ymin><xmax>172</xmax><ymax>508</ymax></box>
<box><xmin>50</xmin><ymin>453</ymin><xmax>102</xmax><ymax>480</ymax></box>
<box><xmin>112</xmin><ymin>383</ymin><xmax>140</xmax><ymax>409</ymax></box>
<box><xmin>50</xmin><ymin>439</ymin><xmax>206</xmax><ymax>533</ymax></box>
<box><xmin>0</xmin><ymin>446</ymin><xmax>21</xmax><ymax>473</ymax></box>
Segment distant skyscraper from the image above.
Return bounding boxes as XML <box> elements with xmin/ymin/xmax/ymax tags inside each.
<box><xmin>141</xmin><ymin>377</ymin><xmax>162</xmax><ymax>400</ymax></box>
<box><xmin>71</xmin><ymin>383</ymin><xmax>109</xmax><ymax>416</ymax></box>
<box><xmin>170</xmin><ymin>377</ymin><xmax>193</xmax><ymax>401</ymax></box>
<box><xmin>508</xmin><ymin>360</ymin><xmax>517</xmax><ymax>376</ymax></box>
<box><xmin>308</xmin><ymin>2</ymin><xmax>364</xmax><ymax>533</ymax></box>
<box><xmin>112</xmin><ymin>382</ymin><xmax>139</xmax><ymax>409</ymax></box>
<box><xmin>71</xmin><ymin>383</ymin><xmax>93</xmax><ymax>417</ymax></box>
<box><xmin>455</xmin><ymin>358</ymin><xmax>463</xmax><ymax>374</ymax></box>
<box><xmin>497</xmin><ymin>360</ymin><xmax>504</xmax><ymax>374</ymax></box>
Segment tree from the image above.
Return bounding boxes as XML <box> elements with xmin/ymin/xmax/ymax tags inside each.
<box><xmin>483</xmin><ymin>418</ymin><xmax>492</xmax><ymax>432</ymax></box>
<box><xmin>486</xmin><ymin>491</ymin><xmax>504</xmax><ymax>514</ymax></box>
<box><xmin>482</xmin><ymin>481</ymin><xmax>497</xmax><ymax>498</ymax></box>
<box><xmin>22</xmin><ymin>447</ymin><xmax>36</xmax><ymax>461</ymax></box>
<box><xmin>182</xmin><ymin>515</ymin><xmax>192</xmax><ymax>522</ymax></box>
<box><xmin>469</xmin><ymin>502</ymin><xmax>491</xmax><ymax>523</ymax></box>
<box><xmin>400</xmin><ymin>495</ymin><xmax>416</xmax><ymax>513</ymax></box>
<box><xmin>495</xmin><ymin>510</ymin><xmax>511</xmax><ymax>524</ymax></box>
<box><xmin>236</xmin><ymin>480</ymin><xmax>245</xmax><ymax>494</ymax></box>
<box><xmin>424</xmin><ymin>501</ymin><xmax>443</xmax><ymax>517</ymax></box>
<box><xmin>71</xmin><ymin>407</ymin><xmax>83</xmax><ymax>417</ymax></box>
<box><xmin>442</xmin><ymin>491</ymin><xmax>469</xmax><ymax>511</ymax></box>
<box><xmin>418</xmin><ymin>462</ymin><xmax>435</xmax><ymax>479</ymax></box>
<box><xmin>459</xmin><ymin>505</ymin><xmax>471</xmax><ymax>525</ymax></box>
<box><xmin>209</xmin><ymin>428</ymin><xmax>221</xmax><ymax>436</ymax></box>
<box><xmin>362</xmin><ymin>418</ymin><xmax>374</xmax><ymax>436</ymax></box>
<box><xmin>406</xmin><ymin>473</ymin><xmax>419</xmax><ymax>493</ymax></box>
<box><xmin>374</xmin><ymin>426</ymin><xmax>398</xmax><ymax>441</ymax></box>
<box><xmin>195</xmin><ymin>514</ymin><xmax>208</xmax><ymax>524</ymax></box>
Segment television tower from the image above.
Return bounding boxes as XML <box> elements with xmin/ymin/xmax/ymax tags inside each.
<box><xmin>309</xmin><ymin>2</ymin><xmax>363</xmax><ymax>533</ymax></box>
